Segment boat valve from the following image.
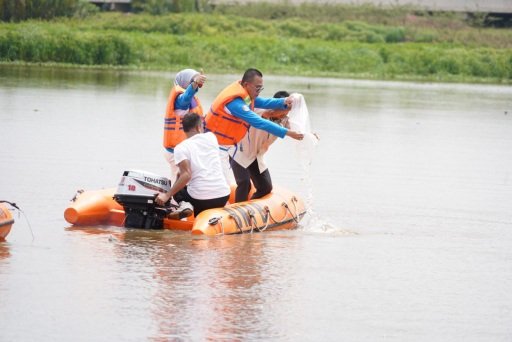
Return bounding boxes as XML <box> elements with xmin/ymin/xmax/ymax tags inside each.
<box><xmin>208</xmin><ymin>216</ymin><xmax>222</xmax><ymax>225</ymax></box>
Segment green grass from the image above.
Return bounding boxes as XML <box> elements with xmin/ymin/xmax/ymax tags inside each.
<box><xmin>0</xmin><ymin>11</ymin><xmax>511</xmax><ymax>83</ymax></box>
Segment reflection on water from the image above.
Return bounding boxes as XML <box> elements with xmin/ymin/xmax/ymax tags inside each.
<box><xmin>0</xmin><ymin>242</ymin><xmax>10</xmax><ymax>261</ymax></box>
<box><xmin>0</xmin><ymin>64</ymin><xmax>165</xmax><ymax>95</ymax></box>
<box><xmin>149</xmin><ymin>235</ymin><xmax>279</xmax><ymax>340</ymax></box>
<box><xmin>64</xmin><ymin>226</ymin><xmax>300</xmax><ymax>340</ymax></box>
<box><xmin>1</xmin><ymin>65</ymin><xmax>512</xmax><ymax>341</ymax></box>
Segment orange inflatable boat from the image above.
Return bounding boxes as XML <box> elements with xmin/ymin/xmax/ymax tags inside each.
<box><xmin>64</xmin><ymin>170</ymin><xmax>305</xmax><ymax>236</ymax></box>
<box><xmin>0</xmin><ymin>202</ymin><xmax>15</xmax><ymax>240</ymax></box>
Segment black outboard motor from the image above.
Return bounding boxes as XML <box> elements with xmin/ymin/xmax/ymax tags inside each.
<box><xmin>113</xmin><ymin>170</ymin><xmax>171</xmax><ymax>229</ymax></box>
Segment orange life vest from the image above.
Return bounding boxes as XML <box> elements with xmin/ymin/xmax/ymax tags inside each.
<box><xmin>163</xmin><ymin>85</ymin><xmax>203</xmax><ymax>149</ymax></box>
<box><xmin>205</xmin><ymin>81</ymin><xmax>252</xmax><ymax>145</ymax></box>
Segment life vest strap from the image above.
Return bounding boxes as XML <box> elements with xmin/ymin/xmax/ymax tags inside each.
<box><xmin>211</xmin><ymin>108</ymin><xmax>249</xmax><ymax>128</ymax></box>
<box><xmin>212</xmin><ymin>130</ymin><xmax>236</xmax><ymax>143</ymax></box>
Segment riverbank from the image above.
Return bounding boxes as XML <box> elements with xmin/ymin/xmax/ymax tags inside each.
<box><xmin>1</xmin><ymin>9</ymin><xmax>511</xmax><ymax>83</ymax></box>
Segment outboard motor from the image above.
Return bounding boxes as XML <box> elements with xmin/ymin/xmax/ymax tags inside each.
<box><xmin>113</xmin><ymin>170</ymin><xmax>171</xmax><ymax>229</ymax></box>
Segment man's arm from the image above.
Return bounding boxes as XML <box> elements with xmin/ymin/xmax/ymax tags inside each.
<box><xmin>226</xmin><ymin>98</ymin><xmax>288</xmax><ymax>138</ymax></box>
<box><xmin>254</xmin><ymin>97</ymin><xmax>287</xmax><ymax>110</ymax></box>
<box><xmin>155</xmin><ymin>160</ymin><xmax>192</xmax><ymax>205</ymax></box>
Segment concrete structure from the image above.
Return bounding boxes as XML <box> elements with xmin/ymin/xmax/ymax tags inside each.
<box><xmin>89</xmin><ymin>0</ymin><xmax>131</xmax><ymax>11</ymax></box>
<box><xmin>211</xmin><ymin>0</ymin><xmax>512</xmax><ymax>13</ymax></box>
<box><xmin>88</xmin><ymin>0</ymin><xmax>512</xmax><ymax>13</ymax></box>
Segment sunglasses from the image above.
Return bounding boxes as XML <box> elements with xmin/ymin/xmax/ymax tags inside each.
<box><xmin>250</xmin><ymin>84</ymin><xmax>264</xmax><ymax>92</ymax></box>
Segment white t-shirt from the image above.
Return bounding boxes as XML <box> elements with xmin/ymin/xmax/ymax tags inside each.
<box><xmin>174</xmin><ymin>132</ymin><xmax>231</xmax><ymax>200</ymax></box>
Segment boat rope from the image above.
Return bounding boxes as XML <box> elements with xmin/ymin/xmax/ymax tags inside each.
<box><xmin>248</xmin><ymin>210</ymin><xmax>258</xmax><ymax>234</ymax></box>
<box><xmin>0</xmin><ymin>200</ymin><xmax>19</xmax><ymax>210</ymax></box>
<box><xmin>0</xmin><ymin>200</ymin><xmax>35</xmax><ymax>241</ymax></box>
<box><xmin>267</xmin><ymin>202</ymin><xmax>289</xmax><ymax>224</ymax></box>
<box><xmin>246</xmin><ymin>206</ymin><xmax>255</xmax><ymax>233</ymax></box>
<box><xmin>258</xmin><ymin>207</ymin><xmax>271</xmax><ymax>232</ymax></box>
<box><xmin>229</xmin><ymin>213</ymin><xmax>244</xmax><ymax>234</ymax></box>
<box><xmin>283</xmin><ymin>203</ymin><xmax>300</xmax><ymax>224</ymax></box>
<box><xmin>289</xmin><ymin>196</ymin><xmax>300</xmax><ymax>223</ymax></box>
<box><xmin>70</xmin><ymin>189</ymin><xmax>84</xmax><ymax>202</ymax></box>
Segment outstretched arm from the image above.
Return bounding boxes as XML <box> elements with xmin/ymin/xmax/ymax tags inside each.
<box><xmin>227</xmin><ymin>98</ymin><xmax>302</xmax><ymax>140</ymax></box>
<box><xmin>255</xmin><ymin>96</ymin><xmax>293</xmax><ymax>110</ymax></box>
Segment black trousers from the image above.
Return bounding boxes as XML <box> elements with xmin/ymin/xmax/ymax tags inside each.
<box><xmin>230</xmin><ymin>157</ymin><xmax>273</xmax><ymax>203</ymax></box>
<box><xmin>174</xmin><ymin>186</ymin><xmax>229</xmax><ymax>217</ymax></box>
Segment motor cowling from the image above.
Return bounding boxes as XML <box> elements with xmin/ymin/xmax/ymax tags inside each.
<box><xmin>113</xmin><ymin>170</ymin><xmax>171</xmax><ymax>229</ymax></box>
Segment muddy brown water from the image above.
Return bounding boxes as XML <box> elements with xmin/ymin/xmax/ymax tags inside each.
<box><xmin>1</xmin><ymin>65</ymin><xmax>511</xmax><ymax>341</ymax></box>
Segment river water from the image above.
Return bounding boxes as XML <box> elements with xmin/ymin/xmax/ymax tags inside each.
<box><xmin>1</xmin><ymin>65</ymin><xmax>511</xmax><ymax>341</ymax></box>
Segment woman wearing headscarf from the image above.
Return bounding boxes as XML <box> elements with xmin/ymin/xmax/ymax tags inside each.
<box><xmin>163</xmin><ymin>68</ymin><xmax>206</xmax><ymax>182</ymax></box>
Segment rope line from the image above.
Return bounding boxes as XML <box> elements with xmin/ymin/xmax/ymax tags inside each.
<box><xmin>229</xmin><ymin>214</ymin><xmax>244</xmax><ymax>234</ymax></box>
<box><xmin>258</xmin><ymin>207</ymin><xmax>271</xmax><ymax>232</ymax></box>
<box><xmin>0</xmin><ymin>201</ymin><xmax>34</xmax><ymax>241</ymax></box>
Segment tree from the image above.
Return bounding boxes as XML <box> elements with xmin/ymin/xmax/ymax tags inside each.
<box><xmin>0</xmin><ymin>0</ymin><xmax>96</xmax><ymax>21</ymax></box>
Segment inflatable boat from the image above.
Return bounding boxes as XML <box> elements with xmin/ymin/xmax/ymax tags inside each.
<box><xmin>0</xmin><ymin>202</ymin><xmax>15</xmax><ymax>240</ymax></box>
<box><xmin>64</xmin><ymin>170</ymin><xmax>305</xmax><ymax>236</ymax></box>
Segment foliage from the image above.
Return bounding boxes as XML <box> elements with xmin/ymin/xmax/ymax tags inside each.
<box><xmin>0</xmin><ymin>24</ymin><xmax>135</xmax><ymax>64</ymax></box>
<box><xmin>73</xmin><ymin>0</ymin><xmax>100</xmax><ymax>19</ymax></box>
<box><xmin>0</xmin><ymin>0</ymin><xmax>97</xmax><ymax>21</ymax></box>
<box><xmin>0</xmin><ymin>12</ymin><xmax>510</xmax><ymax>83</ymax></box>
<box><xmin>131</xmin><ymin>0</ymin><xmax>207</xmax><ymax>14</ymax></box>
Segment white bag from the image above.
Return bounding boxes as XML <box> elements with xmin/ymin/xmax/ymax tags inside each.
<box><xmin>286</xmin><ymin>93</ymin><xmax>319</xmax><ymax>208</ymax></box>
<box><xmin>288</xmin><ymin>93</ymin><xmax>312</xmax><ymax>134</ymax></box>
<box><xmin>287</xmin><ymin>93</ymin><xmax>319</xmax><ymax>167</ymax></box>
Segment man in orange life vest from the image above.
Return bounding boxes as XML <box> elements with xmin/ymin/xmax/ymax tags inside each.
<box><xmin>163</xmin><ymin>68</ymin><xmax>206</xmax><ymax>183</ymax></box>
<box><xmin>205</xmin><ymin>68</ymin><xmax>304</xmax><ymax>185</ymax></box>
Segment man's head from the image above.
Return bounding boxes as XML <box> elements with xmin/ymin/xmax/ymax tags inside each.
<box><xmin>241</xmin><ymin>68</ymin><xmax>264</xmax><ymax>99</ymax></box>
<box><xmin>182</xmin><ymin>113</ymin><xmax>203</xmax><ymax>134</ymax></box>
<box><xmin>263</xmin><ymin>90</ymin><xmax>291</xmax><ymax>122</ymax></box>
<box><xmin>273</xmin><ymin>90</ymin><xmax>290</xmax><ymax>99</ymax></box>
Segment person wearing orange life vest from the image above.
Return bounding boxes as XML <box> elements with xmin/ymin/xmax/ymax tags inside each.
<box><xmin>163</xmin><ymin>68</ymin><xmax>206</xmax><ymax>183</ymax></box>
<box><xmin>205</xmin><ymin>68</ymin><xmax>304</xmax><ymax>183</ymax></box>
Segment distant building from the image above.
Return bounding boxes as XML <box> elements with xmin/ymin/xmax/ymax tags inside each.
<box><xmin>89</xmin><ymin>0</ymin><xmax>131</xmax><ymax>12</ymax></box>
<box><xmin>87</xmin><ymin>0</ymin><xmax>512</xmax><ymax>14</ymax></box>
<box><xmin>210</xmin><ymin>0</ymin><xmax>512</xmax><ymax>14</ymax></box>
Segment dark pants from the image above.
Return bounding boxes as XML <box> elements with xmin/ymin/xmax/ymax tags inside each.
<box><xmin>230</xmin><ymin>157</ymin><xmax>273</xmax><ymax>203</ymax></box>
<box><xmin>174</xmin><ymin>186</ymin><xmax>229</xmax><ymax>217</ymax></box>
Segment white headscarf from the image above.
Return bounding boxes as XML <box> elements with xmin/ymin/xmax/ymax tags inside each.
<box><xmin>174</xmin><ymin>69</ymin><xmax>199</xmax><ymax>89</ymax></box>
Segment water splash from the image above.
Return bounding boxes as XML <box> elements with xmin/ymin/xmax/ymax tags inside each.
<box><xmin>286</xmin><ymin>95</ymin><xmax>352</xmax><ymax>235</ymax></box>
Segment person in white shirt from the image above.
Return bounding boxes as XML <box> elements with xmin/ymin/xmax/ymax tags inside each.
<box><xmin>156</xmin><ymin>113</ymin><xmax>231</xmax><ymax>217</ymax></box>
<box><xmin>229</xmin><ymin>91</ymin><xmax>291</xmax><ymax>202</ymax></box>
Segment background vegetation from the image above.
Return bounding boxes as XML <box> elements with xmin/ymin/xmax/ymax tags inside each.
<box><xmin>0</xmin><ymin>0</ymin><xmax>98</xmax><ymax>21</ymax></box>
<box><xmin>0</xmin><ymin>1</ymin><xmax>511</xmax><ymax>83</ymax></box>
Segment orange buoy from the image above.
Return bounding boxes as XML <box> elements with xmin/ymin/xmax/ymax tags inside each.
<box><xmin>0</xmin><ymin>202</ymin><xmax>14</xmax><ymax>240</ymax></box>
